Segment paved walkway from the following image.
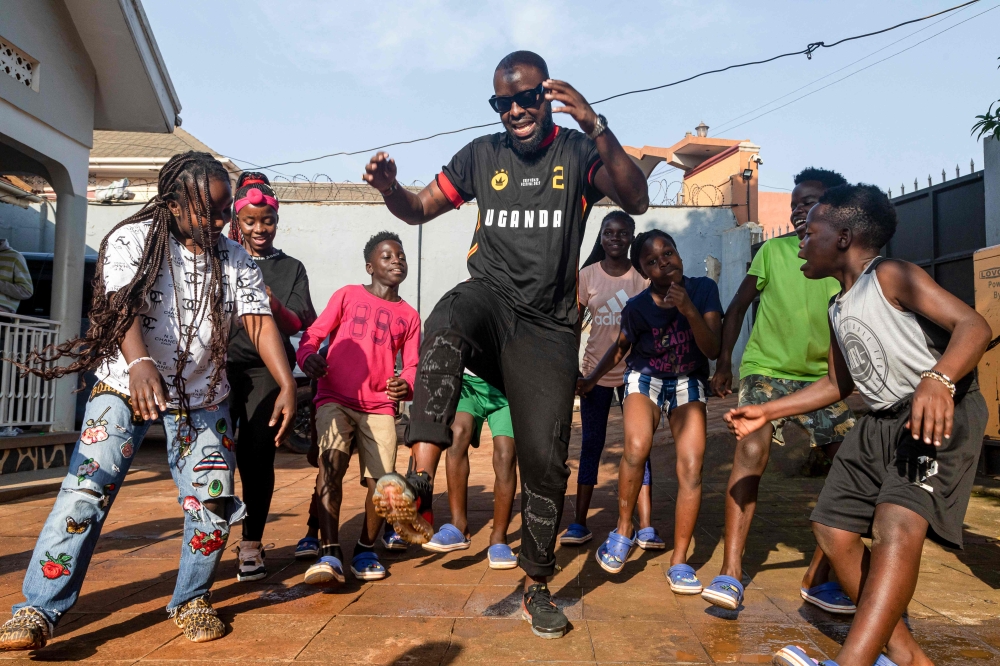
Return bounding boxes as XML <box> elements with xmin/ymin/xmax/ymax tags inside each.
<box><xmin>1</xmin><ymin>395</ymin><xmax>999</xmax><ymax>664</ymax></box>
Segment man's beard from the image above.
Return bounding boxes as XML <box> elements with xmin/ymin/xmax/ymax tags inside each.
<box><xmin>506</xmin><ymin>110</ymin><xmax>554</xmax><ymax>158</ymax></box>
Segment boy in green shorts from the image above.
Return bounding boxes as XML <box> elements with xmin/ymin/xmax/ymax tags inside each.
<box><xmin>704</xmin><ymin>168</ymin><xmax>857</xmax><ymax>614</ymax></box>
<box><xmin>422</xmin><ymin>372</ymin><xmax>518</xmax><ymax>569</ymax></box>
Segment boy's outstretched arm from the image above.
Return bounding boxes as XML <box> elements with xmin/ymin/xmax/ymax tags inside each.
<box><xmin>244</xmin><ymin>313</ymin><xmax>298</xmax><ymax>445</ymax></box>
<box><xmin>577</xmin><ymin>331</ymin><xmax>631</xmax><ymax>395</ymax></box>
<box><xmin>710</xmin><ymin>275</ymin><xmax>759</xmax><ymax>397</ymax></box>
<box><xmin>876</xmin><ymin>260</ymin><xmax>992</xmax><ymax>446</ymax></box>
<box><xmin>725</xmin><ymin>321</ymin><xmax>854</xmax><ymax>440</ymax></box>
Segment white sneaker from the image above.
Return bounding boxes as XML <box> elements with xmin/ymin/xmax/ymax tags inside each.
<box><xmin>235</xmin><ymin>540</ymin><xmax>272</xmax><ymax>582</ymax></box>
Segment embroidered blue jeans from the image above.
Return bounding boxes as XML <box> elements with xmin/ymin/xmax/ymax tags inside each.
<box><xmin>13</xmin><ymin>389</ymin><xmax>244</xmax><ymax>626</ymax></box>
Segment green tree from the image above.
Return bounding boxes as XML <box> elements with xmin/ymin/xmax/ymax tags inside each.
<box><xmin>972</xmin><ymin>57</ymin><xmax>1000</xmax><ymax>142</ymax></box>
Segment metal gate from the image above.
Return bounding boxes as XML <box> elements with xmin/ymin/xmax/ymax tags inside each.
<box><xmin>885</xmin><ymin>171</ymin><xmax>986</xmax><ymax>306</ymax></box>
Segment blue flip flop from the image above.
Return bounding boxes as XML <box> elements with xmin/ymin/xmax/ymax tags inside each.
<box><xmin>350</xmin><ymin>551</ymin><xmax>387</xmax><ymax>581</ymax></box>
<box><xmin>800</xmin><ymin>581</ymin><xmax>856</xmax><ymax>614</ymax></box>
<box><xmin>422</xmin><ymin>523</ymin><xmax>471</xmax><ymax>553</ymax></box>
<box><xmin>635</xmin><ymin>526</ymin><xmax>666</xmax><ymax>550</ymax></box>
<box><xmin>487</xmin><ymin>543</ymin><xmax>518</xmax><ymax>570</ymax></box>
<box><xmin>294</xmin><ymin>536</ymin><xmax>320</xmax><ymax>560</ymax></box>
<box><xmin>304</xmin><ymin>555</ymin><xmax>345</xmax><ymax>586</ymax></box>
<box><xmin>667</xmin><ymin>563</ymin><xmax>703</xmax><ymax>594</ymax></box>
<box><xmin>559</xmin><ymin>523</ymin><xmax>592</xmax><ymax>545</ymax></box>
<box><xmin>701</xmin><ymin>574</ymin><xmax>744</xmax><ymax>610</ymax></box>
<box><xmin>595</xmin><ymin>529</ymin><xmax>635</xmax><ymax>574</ymax></box>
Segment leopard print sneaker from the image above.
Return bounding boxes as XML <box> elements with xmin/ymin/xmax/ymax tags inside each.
<box><xmin>172</xmin><ymin>597</ymin><xmax>225</xmax><ymax>643</ymax></box>
<box><xmin>0</xmin><ymin>607</ymin><xmax>52</xmax><ymax>651</ymax></box>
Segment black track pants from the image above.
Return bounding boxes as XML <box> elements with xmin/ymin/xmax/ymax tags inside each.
<box><xmin>229</xmin><ymin>365</ymin><xmax>281</xmax><ymax>542</ymax></box>
<box><xmin>406</xmin><ymin>279</ymin><xmax>577</xmax><ymax>578</ymax></box>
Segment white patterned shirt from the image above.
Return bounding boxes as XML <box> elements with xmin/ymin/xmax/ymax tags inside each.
<box><xmin>98</xmin><ymin>221</ymin><xmax>270</xmax><ymax>408</ymax></box>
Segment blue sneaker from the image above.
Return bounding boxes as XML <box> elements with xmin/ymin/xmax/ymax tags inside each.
<box><xmin>422</xmin><ymin>523</ymin><xmax>471</xmax><ymax>553</ymax></box>
<box><xmin>635</xmin><ymin>527</ymin><xmax>666</xmax><ymax>550</ymax></box>
<box><xmin>667</xmin><ymin>563</ymin><xmax>703</xmax><ymax>594</ymax></box>
<box><xmin>487</xmin><ymin>544</ymin><xmax>518</xmax><ymax>570</ymax></box>
<box><xmin>595</xmin><ymin>529</ymin><xmax>635</xmax><ymax>574</ymax></box>
<box><xmin>773</xmin><ymin>645</ymin><xmax>820</xmax><ymax>666</ymax></box>
<box><xmin>304</xmin><ymin>555</ymin><xmax>344</xmax><ymax>586</ymax></box>
<box><xmin>559</xmin><ymin>523</ymin><xmax>592</xmax><ymax>545</ymax></box>
<box><xmin>701</xmin><ymin>574</ymin><xmax>744</xmax><ymax>610</ymax></box>
<box><xmin>350</xmin><ymin>551</ymin><xmax>387</xmax><ymax>581</ymax></box>
<box><xmin>380</xmin><ymin>526</ymin><xmax>408</xmax><ymax>551</ymax></box>
<box><xmin>800</xmin><ymin>582</ymin><xmax>856</xmax><ymax>615</ymax></box>
<box><xmin>294</xmin><ymin>536</ymin><xmax>320</xmax><ymax>560</ymax></box>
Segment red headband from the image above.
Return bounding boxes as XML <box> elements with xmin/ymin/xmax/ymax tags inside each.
<box><xmin>234</xmin><ymin>186</ymin><xmax>279</xmax><ymax>214</ymax></box>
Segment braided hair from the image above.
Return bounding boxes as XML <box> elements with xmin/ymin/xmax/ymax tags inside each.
<box><xmin>20</xmin><ymin>151</ymin><xmax>232</xmax><ymax>423</ymax></box>
<box><xmin>229</xmin><ymin>171</ymin><xmax>278</xmax><ymax>246</ymax></box>
<box><xmin>630</xmin><ymin>229</ymin><xmax>677</xmax><ymax>276</ymax></box>
<box><xmin>582</xmin><ymin>210</ymin><xmax>636</xmax><ymax>269</ymax></box>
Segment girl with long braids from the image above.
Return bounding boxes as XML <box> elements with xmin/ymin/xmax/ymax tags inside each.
<box><xmin>226</xmin><ymin>172</ymin><xmax>315</xmax><ymax>582</ymax></box>
<box><xmin>561</xmin><ymin>211</ymin><xmax>657</xmax><ymax>548</ymax></box>
<box><xmin>0</xmin><ymin>152</ymin><xmax>297</xmax><ymax>650</ymax></box>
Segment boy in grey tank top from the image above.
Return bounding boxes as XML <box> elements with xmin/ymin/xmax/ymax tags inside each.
<box><xmin>725</xmin><ymin>184</ymin><xmax>991</xmax><ymax>666</ymax></box>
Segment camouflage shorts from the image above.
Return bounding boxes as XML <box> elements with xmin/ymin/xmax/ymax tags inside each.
<box><xmin>738</xmin><ymin>374</ymin><xmax>856</xmax><ymax>448</ymax></box>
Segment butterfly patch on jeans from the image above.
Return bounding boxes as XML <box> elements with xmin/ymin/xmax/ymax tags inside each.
<box><xmin>66</xmin><ymin>517</ymin><xmax>92</xmax><ymax>534</ymax></box>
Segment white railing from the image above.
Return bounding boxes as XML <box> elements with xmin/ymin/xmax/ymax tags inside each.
<box><xmin>0</xmin><ymin>312</ymin><xmax>60</xmax><ymax>428</ymax></box>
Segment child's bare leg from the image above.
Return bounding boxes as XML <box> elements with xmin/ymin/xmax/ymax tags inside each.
<box><xmin>802</xmin><ymin>440</ymin><xmax>842</xmax><ymax>589</ymax></box>
<box><xmin>615</xmin><ymin>395</ymin><xmax>659</xmax><ymax>537</ymax></box>
<box><xmin>445</xmin><ymin>413</ymin><xmax>477</xmax><ymax>537</ymax></box>
<box><xmin>720</xmin><ymin>424</ymin><xmax>773</xmax><ymax>579</ymax></box>
<box><xmin>668</xmin><ymin>402</ymin><xmax>706</xmax><ymax>566</ymax></box>
<box><xmin>316</xmin><ymin>449</ymin><xmax>350</xmax><ymax>554</ymax></box>
<box><xmin>637</xmin><ymin>479</ymin><xmax>653</xmax><ymax>529</ymax></box>
<box><xmin>491</xmin><ymin>435</ymin><xmax>517</xmax><ymax>545</ymax></box>
<box><xmin>358</xmin><ymin>478</ymin><xmax>385</xmax><ymax>546</ymax></box>
<box><xmin>813</xmin><ymin>504</ymin><xmax>932</xmax><ymax>666</ymax></box>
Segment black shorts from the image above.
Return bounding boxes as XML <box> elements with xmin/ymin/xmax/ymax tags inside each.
<box><xmin>811</xmin><ymin>389</ymin><xmax>987</xmax><ymax>549</ymax></box>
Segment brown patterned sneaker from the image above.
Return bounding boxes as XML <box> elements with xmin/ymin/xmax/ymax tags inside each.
<box><xmin>172</xmin><ymin>597</ymin><xmax>225</xmax><ymax>643</ymax></box>
<box><xmin>0</xmin><ymin>607</ymin><xmax>51</xmax><ymax>651</ymax></box>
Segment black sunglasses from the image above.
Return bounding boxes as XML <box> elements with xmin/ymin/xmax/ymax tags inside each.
<box><xmin>488</xmin><ymin>83</ymin><xmax>546</xmax><ymax>114</ymax></box>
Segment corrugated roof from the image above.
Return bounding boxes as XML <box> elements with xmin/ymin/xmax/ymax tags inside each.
<box><xmin>90</xmin><ymin>128</ymin><xmax>219</xmax><ymax>158</ymax></box>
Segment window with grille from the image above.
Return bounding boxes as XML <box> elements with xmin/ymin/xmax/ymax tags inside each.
<box><xmin>0</xmin><ymin>38</ymin><xmax>38</xmax><ymax>91</ymax></box>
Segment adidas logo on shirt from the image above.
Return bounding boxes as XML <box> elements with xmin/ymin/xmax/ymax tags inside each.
<box><xmin>483</xmin><ymin>208</ymin><xmax>563</xmax><ymax>229</ymax></box>
<box><xmin>593</xmin><ymin>290</ymin><xmax>630</xmax><ymax>326</ymax></box>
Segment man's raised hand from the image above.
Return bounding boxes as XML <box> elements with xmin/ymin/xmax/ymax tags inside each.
<box><xmin>544</xmin><ymin>80</ymin><xmax>598</xmax><ymax>136</ymax></box>
<box><xmin>364</xmin><ymin>152</ymin><xmax>398</xmax><ymax>193</ymax></box>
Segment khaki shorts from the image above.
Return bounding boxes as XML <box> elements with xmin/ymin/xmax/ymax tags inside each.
<box><xmin>315</xmin><ymin>402</ymin><xmax>397</xmax><ymax>479</ymax></box>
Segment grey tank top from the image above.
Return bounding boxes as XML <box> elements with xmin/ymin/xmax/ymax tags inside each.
<box><xmin>829</xmin><ymin>258</ymin><xmax>949</xmax><ymax>412</ymax></box>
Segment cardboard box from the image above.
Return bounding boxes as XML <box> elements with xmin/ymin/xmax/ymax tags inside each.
<box><xmin>973</xmin><ymin>244</ymin><xmax>1000</xmax><ymax>440</ymax></box>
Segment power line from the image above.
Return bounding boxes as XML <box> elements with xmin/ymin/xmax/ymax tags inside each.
<box><xmin>708</xmin><ymin>1</ymin><xmax>978</xmax><ymax>137</ymax></box>
<box><xmin>712</xmin><ymin>2</ymin><xmax>999</xmax><ymax>136</ymax></box>
<box><xmin>251</xmin><ymin>0</ymin><xmax>980</xmax><ymax>171</ymax></box>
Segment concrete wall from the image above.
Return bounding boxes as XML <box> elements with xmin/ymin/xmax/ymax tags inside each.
<box><xmin>85</xmin><ymin>202</ymin><xmax>742</xmax><ymax>319</ymax></box>
<box><xmin>0</xmin><ymin>0</ymin><xmax>97</xmax><ymax>148</ymax></box>
<box><xmin>0</xmin><ymin>200</ymin><xmax>56</xmax><ymax>253</ymax></box>
<box><xmin>986</xmin><ymin>138</ymin><xmax>1000</xmax><ymax>248</ymax></box>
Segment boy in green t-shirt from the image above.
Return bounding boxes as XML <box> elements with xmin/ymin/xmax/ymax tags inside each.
<box><xmin>702</xmin><ymin>168</ymin><xmax>857</xmax><ymax>614</ymax></box>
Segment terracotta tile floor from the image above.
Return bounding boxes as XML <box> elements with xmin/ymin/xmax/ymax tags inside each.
<box><xmin>1</xmin><ymin>394</ymin><xmax>998</xmax><ymax>664</ymax></box>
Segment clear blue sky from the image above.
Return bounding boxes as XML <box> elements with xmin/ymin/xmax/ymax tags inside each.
<box><xmin>144</xmin><ymin>0</ymin><xmax>999</xmax><ymax>199</ymax></box>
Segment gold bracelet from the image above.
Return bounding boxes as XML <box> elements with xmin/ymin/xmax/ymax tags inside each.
<box><xmin>379</xmin><ymin>180</ymin><xmax>398</xmax><ymax>197</ymax></box>
<box><xmin>920</xmin><ymin>370</ymin><xmax>955</xmax><ymax>397</ymax></box>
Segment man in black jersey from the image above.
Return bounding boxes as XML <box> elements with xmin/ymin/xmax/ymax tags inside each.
<box><xmin>364</xmin><ymin>51</ymin><xmax>648</xmax><ymax>639</ymax></box>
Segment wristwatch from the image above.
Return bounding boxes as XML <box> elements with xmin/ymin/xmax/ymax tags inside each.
<box><xmin>588</xmin><ymin>114</ymin><xmax>608</xmax><ymax>140</ymax></box>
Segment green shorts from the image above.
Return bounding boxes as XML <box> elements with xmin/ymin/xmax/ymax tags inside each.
<box><xmin>738</xmin><ymin>374</ymin><xmax>856</xmax><ymax>448</ymax></box>
<box><xmin>456</xmin><ymin>374</ymin><xmax>514</xmax><ymax>446</ymax></box>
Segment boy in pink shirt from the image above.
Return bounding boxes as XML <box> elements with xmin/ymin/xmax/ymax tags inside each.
<box><xmin>296</xmin><ymin>232</ymin><xmax>420</xmax><ymax>585</ymax></box>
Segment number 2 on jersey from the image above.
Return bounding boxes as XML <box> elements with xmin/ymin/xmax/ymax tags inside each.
<box><xmin>552</xmin><ymin>165</ymin><xmax>564</xmax><ymax>190</ymax></box>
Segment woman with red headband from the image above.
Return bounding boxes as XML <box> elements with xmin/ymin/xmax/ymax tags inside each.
<box><xmin>227</xmin><ymin>172</ymin><xmax>316</xmax><ymax>582</ymax></box>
